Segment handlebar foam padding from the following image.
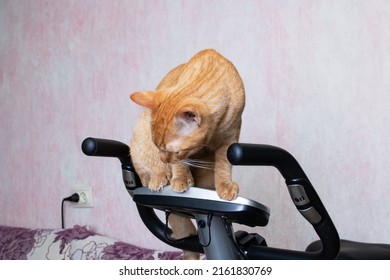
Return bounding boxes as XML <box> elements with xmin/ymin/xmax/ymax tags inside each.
<box><xmin>81</xmin><ymin>137</ymin><xmax>131</xmax><ymax>165</ymax></box>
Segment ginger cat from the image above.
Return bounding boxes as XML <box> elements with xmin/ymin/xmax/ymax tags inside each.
<box><xmin>129</xmin><ymin>49</ymin><xmax>245</xmax><ymax>259</ymax></box>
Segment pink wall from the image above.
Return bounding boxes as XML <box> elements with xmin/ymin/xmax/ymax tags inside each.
<box><xmin>1</xmin><ymin>1</ymin><xmax>390</xmax><ymax>251</ymax></box>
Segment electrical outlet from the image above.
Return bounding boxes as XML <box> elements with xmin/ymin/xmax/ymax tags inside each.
<box><xmin>72</xmin><ymin>187</ymin><xmax>94</xmax><ymax>208</ymax></box>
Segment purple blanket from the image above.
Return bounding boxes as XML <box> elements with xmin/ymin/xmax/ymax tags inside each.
<box><xmin>0</xmin><ymin>225</ymin><xmax>182</xmax><ymax>260</ymax></box>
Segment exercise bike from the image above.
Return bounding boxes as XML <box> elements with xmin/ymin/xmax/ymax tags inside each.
<box><xmin>81</xmin><ymin>137</ymin><xmax>390</xmax><ymax>260</ymax></box>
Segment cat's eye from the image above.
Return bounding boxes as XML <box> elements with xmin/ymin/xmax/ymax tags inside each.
<box><xmin>159</xmin><ymin>149</ymin><xmax>180</xmax><ymax>155</ymax></box>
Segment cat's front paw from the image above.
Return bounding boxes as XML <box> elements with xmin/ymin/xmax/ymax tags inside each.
<box><xmin>148</xmin><ymin>172</ymin><xmax>172</xmax><ymax>191</ymax></box>
<box><xmin>170</xmin><ymin>176</ymin><xmax>194</xmax><ymax>193</ymax></box>
<box><xmin>216</xmin><ymin>180</ymin><xmax>239</xmax><ymax>201</ymax></box>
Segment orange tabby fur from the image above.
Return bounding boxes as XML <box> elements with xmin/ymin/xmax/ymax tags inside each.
<box><xmin>129</xmin><ymin>49</ymin><xmax>245</xmax><ymax>259</ymax></box>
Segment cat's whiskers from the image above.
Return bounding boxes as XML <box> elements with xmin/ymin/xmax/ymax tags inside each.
<box><xmin>179</xmin><ymin>159</ymin><xmax>215</xmax><ymax>170</ymax></box>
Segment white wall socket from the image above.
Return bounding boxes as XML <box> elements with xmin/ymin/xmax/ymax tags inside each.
<box><xmin>72</xmin><ymin>187</ymin><xmax>94</xmax><ymax>208</ymax></box>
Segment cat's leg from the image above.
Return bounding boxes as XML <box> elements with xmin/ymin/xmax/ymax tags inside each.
<box><xmin>169</xmin><ymin>213</ymin><xmax>200</xmax><ymax>260</ymax></box>
<box><xmin>148</xmin><ymin>171</ymin><xmax>172</xmax><ymax>191</ymax></box>
<box><xmin>170</xmin><ymin>164</ymin><xmax>194</xmax><ymax>192</ymax></box>
<box><xmin>214</xmin><ymin>143</ymin><xmax>239</xmax><ymax>200</ymax></box>
<box><xmin>192</xmin><ymin>167</ymin><xmax>214</xmax><ymax>190</ymax></box>
<box><xmin>132</xmin><ymin>162</ymin><xmax>170</xmax><ymax>191</ymax></box>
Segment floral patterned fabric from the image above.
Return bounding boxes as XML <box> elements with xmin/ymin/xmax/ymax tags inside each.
<box><xmin>0</xmin><ymin>225</ymin><xmax>182</xmax><ymax>260</ymax></box>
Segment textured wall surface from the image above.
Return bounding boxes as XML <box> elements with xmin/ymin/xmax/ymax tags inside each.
<box><xmin>1</xmin><ymin>0</ymin><xmax>390</xmax><ymax>252</ymax></box>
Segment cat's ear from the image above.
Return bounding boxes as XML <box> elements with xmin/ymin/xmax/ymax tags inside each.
<box><xmin>175</xmin><ymin>108</ymin><xmax>201</xmax><ymax>135</ymax></box>
<box><xmin>177</xmin><ymin>110</ymin><xmax>201</xmax><ymax>125</ymax></box>
<box><xmin>130</xmin><ymin>91</ymin><xmax>161</xmax><ymax>110</ymax></box>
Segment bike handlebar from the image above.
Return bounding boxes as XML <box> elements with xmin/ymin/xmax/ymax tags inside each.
<box><xmin>81</xmin><ymin>137</ymin><xmax>143</xmax><ymax>194</ymax></box>
<box><xmin>81</xmin><ymin>137</ymin><xmax>203</xmax><ymax>253</ymax></box>
<box><xmin>81</xmin><ymin>138</ymin><xmax>340</xmax><ymax>259</ymax></box>
<box><xmin>227</xmin><ymin>143</ymin><xmax>340</xmax><ymax>259</ymax></box>
<box><xmin>227</xmin><ymin>143</ymin><xmax>306</xmax><ymax>180</ymax></box>
<box><xmin>81</xmin><ymin>137</ymin><xmax>132</xmax><ymax>166</ymax></box>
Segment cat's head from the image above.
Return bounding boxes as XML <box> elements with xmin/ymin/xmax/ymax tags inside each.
<box><xmin>130</xmin><ymin>91</ymin><xmax>209</xmax><ymax>163</ymax></box>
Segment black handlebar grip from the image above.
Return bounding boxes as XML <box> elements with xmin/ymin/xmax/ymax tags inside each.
<box><xmin>81</xmin><ymin>137</ymin><xmax>131</xmax><ymax>165</ymax></box>
<box><xmin>227</xmin><ymin>143</ymin><xmax>307</xmax><ymax>181</ymax></box>
<box><xmin>81</xmin><ymin>137</ymin><xmax>129</xmax><ymax>157</ymax></box>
